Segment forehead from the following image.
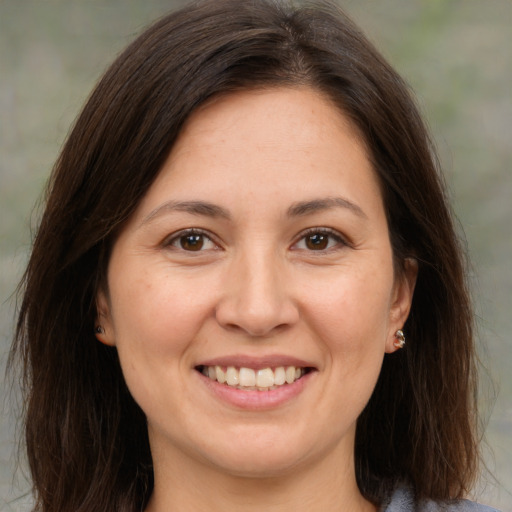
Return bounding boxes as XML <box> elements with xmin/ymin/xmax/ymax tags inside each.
<box><xmin>133</xmin><ymin>87</ymin><xmax>382</xmax><ymax>220</ymax></box>
<box><xmin>176</xmin><ymin>87</ymin><xmax>363</xmax><ymax>154</ymax></box>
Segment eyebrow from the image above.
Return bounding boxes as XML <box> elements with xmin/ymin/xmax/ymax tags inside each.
<box><xmin>141</xmin><ymin>195</ymin><xmax>366</xmax><ymax>227</ymax></box>
<box><xmin>287</xmin><ymin>197</ymin><xmax>367</xmax><ymax>219</ymax></box>
<box><xmin>141</xmin><ymin>200</ymin><xmax>231</xmax><ymax>226</ymax></box>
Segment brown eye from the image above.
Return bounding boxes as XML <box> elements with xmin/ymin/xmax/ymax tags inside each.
<box><xmin>292</xmin><ymin>229</ymin><xmax>346</xmax><ymax>252</ymax></box>
<box><xmin>180</xmin><ymin>234</ymin><xmax>205</xmax><ymax>251</ymax></box>
<box><xmin>166</xmin><ymin>229</ymin><xmax>217</xmax><ymax>253</ymax></box>
<box><xmin>305</xmin><ymin>233</ymin><xmax>329</xmax><ymax>250</ymax></box>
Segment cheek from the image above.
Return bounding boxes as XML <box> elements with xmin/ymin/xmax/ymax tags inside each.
<box><xmin>305</xmin><ymin>267</ymin><xmax>393</xmax><ymax>338</ymax></box>
<box><xmin>302</xmin><ymin>264</ymin><xmax>393</xmax><ymax>382</ymax></box>
<box><xmin>110</xmin><ymin>266</ymin><xmax>215</xmax><ymax>352</ymax></box>
<box><xmin>108</xmin><ymin>267</ymin><xmax>214</xmax><ymax>412</ymax></box>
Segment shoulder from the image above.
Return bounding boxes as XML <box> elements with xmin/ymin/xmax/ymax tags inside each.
<box><xmin>380</xmin><ymin>485</ymin><xmax>500</xmax><ymax>512</ymax></box>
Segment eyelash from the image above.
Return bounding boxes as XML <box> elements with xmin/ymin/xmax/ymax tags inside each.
<box><xmin>163</xmin><ymin>227</ymin><xmax>348</xmax><ymax>253</ymax></box>
<box><xmin>163</xmin><ymin>229</ymin><xmax>219</xmax><ymax>252</ymax></box>
<box><xmin>292</xmin><ymin>228</ymin><xmax>348</xmax><ymax>252</ymax></box>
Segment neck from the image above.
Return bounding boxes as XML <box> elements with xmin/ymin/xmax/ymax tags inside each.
<box><xmin>145</xmin><ymin>439</ymin><xmax>377</xmax><ymax>512</ymax></box>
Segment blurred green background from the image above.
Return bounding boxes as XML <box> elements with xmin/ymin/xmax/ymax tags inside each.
<box><xmin>1</xmin><ymin>1</ymin><xmax>510</xmax><ymax>510</ymax></box>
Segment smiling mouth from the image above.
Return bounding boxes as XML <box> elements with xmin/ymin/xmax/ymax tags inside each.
<box><xmin>196</xmin><ymin>365</ymin><xmax>313</xmax><ymax>391</ymax></box>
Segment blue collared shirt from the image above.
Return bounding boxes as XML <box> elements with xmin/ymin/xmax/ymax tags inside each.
<box><xmin>380</xmin><ymin>486</ymin><xmax>500</xmax><ymax>512</ymax></box>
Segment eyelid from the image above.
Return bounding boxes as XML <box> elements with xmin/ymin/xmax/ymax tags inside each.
<box><xmin>162</xmin><ymin>228</ymin><xmax>221</xmax><ymax>251</ymax></box>
<box><xmin>160</xmin><ymin>226</ymin><xmax>349</xmax><ymax>252</ymax></box>
<box><xmin>291</xmin><ymin>227</ymin><xmax>350</xmax><ymax>251</ymax></box>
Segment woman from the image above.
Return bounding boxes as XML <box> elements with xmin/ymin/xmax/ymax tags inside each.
<box><xmin>10</xmin><ymin>1</ymin><xmax>497</xmax><ymax>511</ymax></box>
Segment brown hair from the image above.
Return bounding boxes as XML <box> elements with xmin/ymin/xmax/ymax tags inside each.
<box><xmin>11</xmin><ymin>0</ymin><xmax>478</xmax><ymax>510</ymax></box>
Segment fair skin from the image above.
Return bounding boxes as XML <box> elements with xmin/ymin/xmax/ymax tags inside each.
<box><xmin>96</xmin><ymin>87</ymin><xmax>416</xmax><ymax>512</ymax></box>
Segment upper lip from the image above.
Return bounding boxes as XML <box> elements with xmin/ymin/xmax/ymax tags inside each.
<box><xmin>196</xmin><ymin>354</ymin><xmax>317</xmax><ymax>371</ymax></box>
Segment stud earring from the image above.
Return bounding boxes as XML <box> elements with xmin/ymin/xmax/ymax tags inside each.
<box><xmin>95</xmin><ymin>325</ymin><xmax>105</xmax><ymax>335</ymax></box>
<box><xmin>394</xmin><ymin>329</ymin><xmax>405</xmax><ymax>349</ymax></box>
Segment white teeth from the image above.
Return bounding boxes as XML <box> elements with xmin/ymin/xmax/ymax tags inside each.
<box><xmin>202</xmin><ymin>365</ymin><xmax>306</xmax><ymax>390</ymax></box>
<box><xmin>226</xmin><ymin>366</ymin><xmax>239</xmax><ymax>386</ymax></box>
<box><xmin>215</xmin><ymin>366</ymin><xmax>226</xmax><ymax>384</ymax></box>
<box><xmin>239</xmin><ymin>367</ymin><xmax>256</xmax><ymax>387</ymax></box>
<box><xmin>274</xmin><ymin>366</ymin><xmax>286</xmax><ymax>385</ymax></box>
<box><xmin>256</xmin><ymin>368</ymin><xmax>274</xmax><ymax>388</ymax></box>
<box><xmin>285</xmin><ymin>366</ymin><xmax>296</xmax><ymax>384</ymax></box>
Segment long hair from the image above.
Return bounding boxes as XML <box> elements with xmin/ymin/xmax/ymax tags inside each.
<box><xmin>11</xmin><ymin>1</ymin><xmax>478</xmax><ymax>510</ymax></box>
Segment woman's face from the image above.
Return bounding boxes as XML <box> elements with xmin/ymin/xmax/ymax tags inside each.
<box><xmin>97</xmin><ymin>88</ymin><xmax>415</xmax><ymax>480</ymax></box>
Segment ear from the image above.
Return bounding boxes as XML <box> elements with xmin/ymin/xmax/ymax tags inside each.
<box><xmin>385</xmin><ymin>258</ymin><xmax>418</xmax><ymax>353</ymax></box>
<box><xmin>95</xmin><ymin>288</ymin><xmax>116</xmax><ymax>346</ymax></box>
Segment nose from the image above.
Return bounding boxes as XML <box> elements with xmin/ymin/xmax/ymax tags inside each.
<box><xmin>215</xmin><ymin>249</ymin><xmax>299</xmax><ymax>337</ymax></box>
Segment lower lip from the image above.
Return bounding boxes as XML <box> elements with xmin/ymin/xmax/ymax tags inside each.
<box><xmin>196</xmin><ymin>370</ymin><xmax>315</xmax><ymax>410</ymax></box>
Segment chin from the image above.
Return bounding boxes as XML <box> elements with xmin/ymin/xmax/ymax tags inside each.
<box><xmin>198</xmin><ymin>429</ymin><xmax>322</xmax><ymax>480</ymax></box>
<box><xmin>209</xmin><ymin>451</ymin><xmax>304</xmax><ymax>480</ymax></box>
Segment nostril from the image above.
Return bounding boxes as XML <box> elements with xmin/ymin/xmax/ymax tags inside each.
<box><xmin>214</xmin><ymin>276</ymin><xmax>300</xmax><ymax>337</ymax></box>
<box><xmin>216</xmin><ymin>307</ymin><xmax>299</xmax><ymax>338</ymax></box>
